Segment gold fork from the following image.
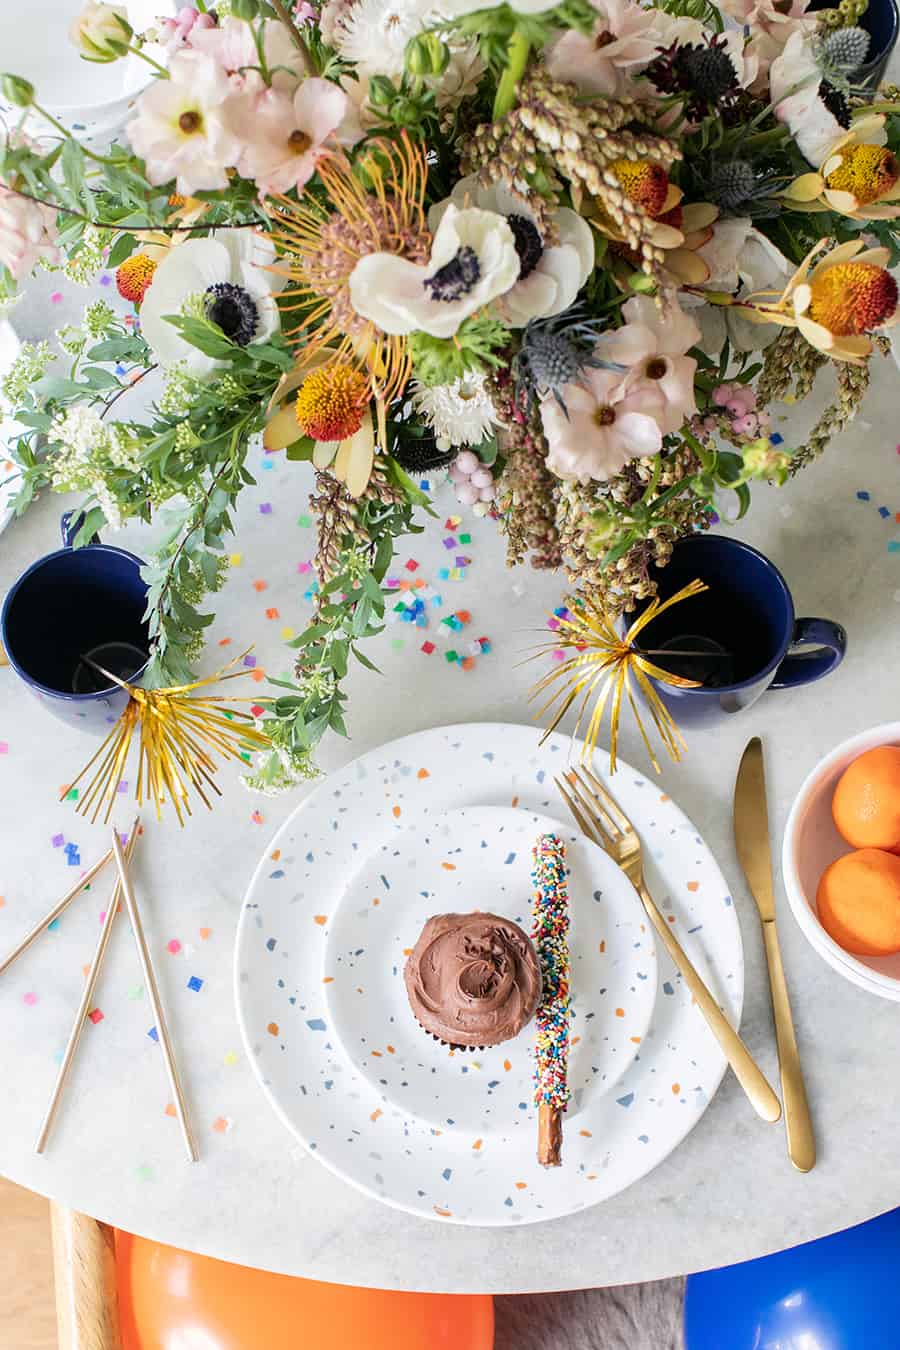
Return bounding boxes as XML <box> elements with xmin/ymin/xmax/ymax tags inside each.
<box><xmin>556</xmin><ymin>764</ymin><xmax>782</xmax><ymax>1124</ymax></box>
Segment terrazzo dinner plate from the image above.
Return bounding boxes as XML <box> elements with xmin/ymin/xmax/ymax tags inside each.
<box><xmin>324</xmin><ymin>805</ymin><xmax>658</xmax><ymax>1135</ymax></box>
<box><xmin>235</xmin><ymin>723</ymin><xmax>744</xmax><ymax>1226</ymax></box>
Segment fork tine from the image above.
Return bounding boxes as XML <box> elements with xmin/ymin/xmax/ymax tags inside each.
<box><xmin>580</xmin><ymin>762</ymin><xmax>632</xmax><ymax>836</ymax></box>
<box><xmin>555</xmin><ymin>776</ymin><xmax>605</xmax><ymax>850</ymax></box>
<box><xmin>569</xmin><ymin>765</ymin><xmax>625</xmax><ymax>844</ymax></box>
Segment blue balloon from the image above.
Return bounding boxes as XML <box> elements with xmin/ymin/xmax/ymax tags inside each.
<box><xmin>685</xmin><ymin>1207</ymin><xmax>900</xmax><ymax>1350</ymax></box>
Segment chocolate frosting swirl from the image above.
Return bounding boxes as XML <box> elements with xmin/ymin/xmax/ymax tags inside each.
<box><xmin>404</xmin><ymin>912</ymin><xmax>542</xmax><ymax>1047</ymax></box>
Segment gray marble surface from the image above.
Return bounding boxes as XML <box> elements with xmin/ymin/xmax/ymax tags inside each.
<box><xmin>1</xmin><ymin>266</ymin><xmax>900</xmax><ymax>1293</ymax></box>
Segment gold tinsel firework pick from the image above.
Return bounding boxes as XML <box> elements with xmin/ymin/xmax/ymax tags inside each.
<box><xmin>63</xmin><ymin>652</ymin><xmax>272</xmax><ymax>826</ymax></box>
<box><xmin>529</xmin><ymin>581</ymin><xmax>708</xmax><ymax>774</ymax></box>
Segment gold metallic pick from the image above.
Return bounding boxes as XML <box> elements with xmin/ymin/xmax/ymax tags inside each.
<box><xmin>528</xmin><ymin>580</ymin><xmax>708</xmax><ymax>774</ymax></box>
<box><xmin>63</xmin><ymin>651</ymin><xmax>272</xmax><ymax>825</ymax></box>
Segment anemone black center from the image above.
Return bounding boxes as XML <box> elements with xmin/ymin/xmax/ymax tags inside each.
<box><xmin>678</xmin><ymin>42</ymin><xmax>737</xmax><ymax>101</ymax></box>
<box><xmin>424</xmin><ymin>246</ymin><xmax>481</xmax><ymax>302</ymax></box>
<box><xmin>819</xmin><ymin>80</ymin><xmax>852</xmax><ymax>129</ymax></box>
<box><xmin>506</xmin><ymin>213</ymin><xmax>544</xmax><ymax>280</ymax></box>
<box><xmin>205</xmin><ymin>282</ymin><xmax>259</xmax><ymax>346</ymax></box>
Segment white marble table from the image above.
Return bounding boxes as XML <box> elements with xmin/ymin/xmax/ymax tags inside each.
<box><xmin>2</xmin><ymin>267</ymin><xmax>900</xmax><ymax>1293</ymax></box>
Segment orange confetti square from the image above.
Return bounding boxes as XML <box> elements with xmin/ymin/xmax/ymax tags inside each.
<box><xmin>515</xmin><ymin>1182</ymin><xmax>527</xmax><ymax>1190</ymax></box>
<box><xmin>250</xmin><ymin>669</ymin><xmax>266</xmax><ymax>682</ymax></box>
<box><xmin>212</xmin><ymin>1117</ymin><xmax>229</xmax><ymax>1134</ymax></box>
<box><xmin>370</xmin><ymin>1108</ymin><xmax>382</xmax><ymax>1122</ymax></box>
<box><xmin>460</xmin><ymin>656</ymin><xmax>475</xmax><ymax>671</ymax></box>
<box><xmin>599</xmin><ymin>940</ymin><xmax>606</xmax><ymax>953</ymax></box>
<box><xmin>579</xmin><ymin>1129</ymin><xmax>592</xmax><ymax>1138</ymax></box>
<box><xmin>218</xmin><ymin>637</ymin><xmax>232</xmax><ymax>647</ymax></box>
<box><xmin>386</xmin><ymin>1044</ymin><xmax>395</xmax><ymax>1054</ymax></box>
<box><xmin>511</xmin><ymin>795</ymin><xmax>519</xmax><ymax>808</ymax></box>
<box><xmin>267</xmin><ymin>1022</ymin><xmax>279</xmax><ymax>1036</ymax></box>
<box><xmin>671</xmin><ymin>1082</ymin><xmax>681</xmax><ymax>1094</ymax></box>
<box><xmin>687</xmin><ymin>881</ymin><xmax>699</xmax><ymax>892</ymax></box>
<box><xmin>164</xmin><ymin>1103</ymin><xmax>176</xmax><ymax>1117</ymax></box>
<box><xmin>441</xmin><ymin>862</ymin><xmax>456</xmax><ymax>871</ymax></box>
<box><xmin>433</xmin><ymin>1206</ymin><xmax>452</xmax><ymax>1217</ymax></box>
<box><xmin>252</xmin><ymin>579</ymin><xmax>268</xmax><ymax>592</ymax></box>
<box><xmin>0</xmin><ymin>896</ymin><xmax>4</xmax><ymax>908</ymax></box>
<box><xmin>503</xmin><ymin>1059</ymin><xmax>511</xmax><ymax>1072</ymax></box>
<box><xmin>199</xmin><ymin>927</ymin><xmax>212</xmax><ymax>940</ymax></box>
<box><xmin>314</xmin><ymin>915</ymin><xmax>328</xmax><ymax>926</ymax></box>
<box><xmin>372</xmin><ymin>897</ymin><xmax>380</xmax><ymax>906</ymax></box>
<box><xmin>265</xmin><ymin>607</ymin><xmax>280</xmax><ymax>620</ymax></box>
<box><xmin>630</xmin><ymin>1036</ymin><xmax>641</xmax><ymax>1044</ymax></box>
<box><xmin>371</xmin><ymin>1050</ymin><xmax>383</xmax><ymax>1058</ymax></box>
<box><xmin>472</xmin><ymin>1139</ymin><xmax>483</xmax><ymax>1151</ymax></box>
<box><xmin>455</xmin><ymin>610</ymin><xmax>471</xmax><ymax>623</ymax></box>
<box><xmin>417</xmin><ymin>768</ymin><xmax>429</xmax><ymax>779</ymax></box>
<box><xmin>271</xmin><ymin>849</ymin><xmax>281</xmax><ymax>861</ymax></box>
<box><xmin>322</xmin><ymin>976</ymin><xmax>334</xmax><ymax>984</ymax></box>
<box><xmin>392</xmin><ymin>805</ymin><xmax>401</xmax><ymax>818</ymax></box>
<box><xmin>402</xmin><ymin>947</ymin><xmax>413</xmax><ymax>956</ymax></box>
<box><xmin>615</xmin><ymin>1007</ymin><xmax>624</xmax><ymax>1017</ymax></box>
<box><xmin>251</xmin><ymin>811</ymin><xmax>264</xmax><ymax>825</ymax></box>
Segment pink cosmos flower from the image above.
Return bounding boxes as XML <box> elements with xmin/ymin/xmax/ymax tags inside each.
<box><xmin>126</xmin><ymin>49</ymin><xmax>243</xmax><ymax>195</ymax></box>
<box><xmin>191</xmin><ymin>16</ymin><xmax>310</xmax><ymax>92</ymax></box>
<box><xmin>541</xmin><ymin>365</ymin><xmax>665</xmax><ymax>484</ymax></box>
<box><xmin>603</xmin><ymin>295</ymin><xmax>700</xmax><ymax>435</ymax></box>
<box><xmin>546</xmin><ymin>0</ymin><xmax>660</xmax><ymax>97</ymax></box>
<box><xmin>721</xmin><ymin>0</ymin><xmax>815</xmax><ymax>87</ymax></box>
<box><xmin>0</xmin><ymin>186</ymin><xmax>59</xmax><ymax>280</ymax></box>
<box><xmin>234</xmin><ymin>78</ymin><xmax>348</xmax><ymax>197</ymax></box>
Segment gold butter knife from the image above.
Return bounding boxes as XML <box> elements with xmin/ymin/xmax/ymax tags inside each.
<box><xmin>734</xmin><ymin>736</ymin><xmax>815</xmax><ymax>1172</ymax></box>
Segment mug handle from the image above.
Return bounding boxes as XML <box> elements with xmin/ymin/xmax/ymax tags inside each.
<box><xmin>60</xmin><ymin>510</ymin><xmax>100</xmax><ymax>548</ymax></box>
<box><xmin>770</xmin><ymin>618</ymin><xmax>847</xmax><ymax>689</ymax></box>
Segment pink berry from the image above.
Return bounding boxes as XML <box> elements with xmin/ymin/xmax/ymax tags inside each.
<box><xmin>448</xmin><ymin>462</ymin><xmax>467</xmax><ymax>483</ymax></box>
<box><xmin>456</xmin><ymin>481</ymin><xmax>479</xmax><ymax>505</ymax></box>
<box><xmin>455</xmin><ymin>450</ymin><xmax>478</xmax><ymax>475</ymax></box>
<box><xmin>712</xmin><ymin>385</ymin><xmax>732</xmax><ymax>407</ymax></box>
<box><xmin>471</xmin><ymin>467</ymin><xmax>492</xmax><ymax>489</ymax></box>
<box><xmin>478</xmin><ymin>485</ymin><xmax>495</xmax><ymax>502</ymax></box>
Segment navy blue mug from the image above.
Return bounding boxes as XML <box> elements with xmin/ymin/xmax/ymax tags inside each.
<box><xmin>633</xmin><ymin>534</ymin><xmax>846</xmax><ymax>726</ymax></box>
<box><xmin>1</xmin><ymin>513</ymin><xmax>150</xmax><ymax>732</ymax></box>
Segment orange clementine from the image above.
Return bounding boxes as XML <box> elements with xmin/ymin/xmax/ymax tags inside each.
<box><xmin>832</xmin><ymin>745</ymin><xmax>900</xmax><ymax>851</ymax></box>
<box><xmin>817</xmin><ymin>848</ymin><xmax>900</xmax><ymax>955</ymax></box>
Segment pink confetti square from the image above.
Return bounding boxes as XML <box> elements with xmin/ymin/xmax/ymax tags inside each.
<box><xmin>297</xmin><ymin>561</ymin><xmax>312</xmax><ymax>574</ymax></box>
<box><xmin>0</xmin><ymin>742</ymin><xmax>8</xmax><ymax>754</ymax></box>
<box><xmin>88</xmin><ymin>1008</ymin><xmax>104</xmax><ymax>1025</ymax></box>
<box><xmin>50</xmin><ymin>291</ymin><xmax>63</xmax><ymax>304</ymax></box>
<box><xmin>23</xmin><ymin>992</ymin><xmax>38</xmax><ymax>1007</ymax></box>
<box><xmin>167</xmin><ymin>939</ymin><xmax>182</xmax><ymax>955</ymax></box>
<box><xmin>404</xmin><ymin>559</ymin><xmax>419</xmax><ymax>572</ymax></box>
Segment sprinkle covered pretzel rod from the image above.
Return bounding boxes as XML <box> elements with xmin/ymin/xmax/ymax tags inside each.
<box><xmin>531</xmin><ymin>833</ymin><xmax>571</xmax><ymax>1167</ymax></box>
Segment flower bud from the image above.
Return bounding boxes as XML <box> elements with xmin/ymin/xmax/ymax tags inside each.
<box><xmin>69</xmin><ymin>2</ymin><xmax>133</xmax><ymax>62</ymax></box>
<box><xmin>0</xmin><ymin>74</ymin><xmax>35</xmax><ymax>108</ymax></box>
<box><xmin>367</xmin><ymin>76</ymin><xmax>397</xmax><ymax>111</ymax></box>
<box><xmin>405</xmin><ymin>33</ymin><xmax>450</xmax><ymax>77</ymax></box>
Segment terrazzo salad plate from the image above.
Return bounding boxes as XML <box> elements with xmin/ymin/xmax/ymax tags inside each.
<box><xmin>235</xmin><ymin>723</ymin><xmax>744</xmax><ymax>1226</ymax></box>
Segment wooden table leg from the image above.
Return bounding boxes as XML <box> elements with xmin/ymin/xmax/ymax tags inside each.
<box><xmin>50</xmin><ymin>1205</ymin><xmax>123</xmax><ymax>1350</ymax></box>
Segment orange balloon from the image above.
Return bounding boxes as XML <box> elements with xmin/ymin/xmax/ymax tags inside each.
<box><xmin>115</xmin><ymin>1231</ymin><xmax>494</xmax><ymax>1350</ymax></box>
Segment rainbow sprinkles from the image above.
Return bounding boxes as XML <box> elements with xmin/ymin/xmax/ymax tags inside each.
<box><xmin>532</xmin><ymin>832</ymin><xmax>571</xmax><ymax>1168</ymax></box>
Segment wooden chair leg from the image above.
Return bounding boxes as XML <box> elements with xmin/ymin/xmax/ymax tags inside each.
<box><xmin>50</xmin><ymin>1205</ymin><xmax>123</xmax><ymax>1350</ymax></box>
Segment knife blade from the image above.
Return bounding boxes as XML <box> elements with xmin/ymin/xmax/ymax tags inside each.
<box><xmin>734</xmin><ymin>736</ymin><xmax>815</xmax><ymax>1172</ymax></box>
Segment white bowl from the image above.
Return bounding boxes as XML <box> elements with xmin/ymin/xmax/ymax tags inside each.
<box><xmin>0</xmin><ymin>0</ymin><xmax>174</xmax><ymax>140</ymax></box>
<box><xmin>782</xmin><ymin>721</ymin><xmax>900</xmax><ymax>1000</ymax></box>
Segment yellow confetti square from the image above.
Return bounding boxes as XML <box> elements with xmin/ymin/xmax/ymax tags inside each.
<box><xmin>229</xmin><ymin>553</ymin><xmax>243</xmax><ymax>566</ymax></box>
<box><xmin>280</xmin><ymin>626</ymin><xmax>295</xmax><ymax>640</ymax></box>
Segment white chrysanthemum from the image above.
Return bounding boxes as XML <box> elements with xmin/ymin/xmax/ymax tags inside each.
<box><xmin>434</xmin><ymin>42</ymin><xmax>486</xmax><ymax>109</ymax></box>
<box><xmin>335</xmin><ymin>0</ymin><xmax>436</xmax><ymax>77</ymax></box>
<box><xmin>412</xmin><ymin>372</ymin><xmax>499</xmax><ymax>449</ymax></box>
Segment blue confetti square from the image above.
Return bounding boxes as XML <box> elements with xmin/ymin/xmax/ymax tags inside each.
<box><xmin>187</xmin><ymin>976</ymin><xmax>204</xmax><ymax>992</ymax></box>
<box><xmin>880</xmin><ymin>506</ymin><xmax>891</xmax><ymax>518</ymax></box>
<box><xmin>147</xmin><ymin>1026</ymin><xmax>158</xmax><ymax>1042</ymax></box>
<box><xmin>770</xmin><ymin>432</ymin><xmax>783</xmax><ymax>446</ymax></box>
<box><xmin>857</xmin><ymin>490</ymin><xmax>871</xmax><ymax>501</ymax></box>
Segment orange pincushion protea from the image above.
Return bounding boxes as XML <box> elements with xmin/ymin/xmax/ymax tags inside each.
<box><xmin>742</xmin><ymin>238</ymin><xmax>900</xmax><ymax>362</ymax></box>
<box><xmin>116</xmin><ymin>253</ymin><xmax>157</xmax><ymax>304</ymax></box>
<box><xmin>807</xmin><ymin>262</ymin><xmax>899</xmax><ymax>336</ymax></box>
<box><xmin>607</xmin><ymin>157</ymin><xmax>670</xmax><ymax>219</ymax></box>
<box><xmin>294</xmin><ymin>364</ymin><xmax>369</xmax><ymax>442</ymax></box>
<box><xmin>782</xmin><ymin>115</ymin><xmax>900</xmax><ymax>222</ymax></box>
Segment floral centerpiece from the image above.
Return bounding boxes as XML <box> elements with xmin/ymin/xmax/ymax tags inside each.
<box><xmin>1</xmin><ymin>0</ymin><xmax>899</xmax><ymax>787</ymax></box>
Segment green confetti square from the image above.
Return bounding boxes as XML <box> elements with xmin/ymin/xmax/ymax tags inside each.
<box><xmin>391</xmin><ymin>638</ymin><xmax>405</xmax><ymax>651</ymax></box>
<box><xmin>135</xmin><ymin>1164</ymin><xmax>154</xmax><ymax>1182</ymax></box>
<box><xmin>128</xmin><ymin>985</ymin><xmax>144</xmax><ymax>1001</ymax></box>
<box><xmin>297</xmin><ymin>513</ymin><xmax>313</xmax><ymax>528</ymax></box>
<box><xmin>66</xmin><ymin>788</ymin><xmax>79</xmax><ymax>801</ymax></box>
<box><xmin>445</xmin><ymin>650</ymin><xmax>459</xmax><ymax>663</ymax></box>
<box><xmin>459</xmin><ymin>532</ymin><xmax>471</xmax><ymax>544</ymax></box>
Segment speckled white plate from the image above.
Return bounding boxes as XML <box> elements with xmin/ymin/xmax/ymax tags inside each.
<box><xmin>324</xmin><ymin>806</ymin><xmax>658</xmax><ymax>1134</ymax></box>
<box><xmin>235</xmin><ymin>723</ymin><xmax>744</xmax><ymax>1226</ymax></box>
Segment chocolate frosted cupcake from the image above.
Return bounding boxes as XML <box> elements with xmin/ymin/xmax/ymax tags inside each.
<box><xmin>404</xmin><ymin>912</ymin><xmax>542</xmax><ymax>1050</ymax></box>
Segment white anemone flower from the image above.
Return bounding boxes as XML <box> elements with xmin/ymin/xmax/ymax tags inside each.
<box><xmin>140</xmin><ymin>231</ymin><xmax>282</xmax><ymax>380</ymax></box>
<box><xmin>429</xmin><ymin>177</ymin><xmax>594</xmax><ymax>328</ymax></box>
<box><xmin>349</xmin><ymin>204</ymin><xmax>521</xmax><ymax>339</ymax></box>
<box><xmin>770</xmin><ymin>30</ymin><xmax>845</xmax><ymax>166</ymax></box>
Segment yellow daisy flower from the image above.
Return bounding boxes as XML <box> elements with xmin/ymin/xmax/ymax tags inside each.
<box><xmin>782</xmin><ymin>115</ymin><xmax>900</xmax><ymax>222</ymax></box>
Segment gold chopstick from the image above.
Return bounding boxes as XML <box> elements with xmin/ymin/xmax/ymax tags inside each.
<box><xmin>36</xmin><ymin>819</ymin><xmax>140</xmax><ymax>1155</ymax></box>
<box><xmin>110</xmin><ymin>830</ymin><xmax>198</xmax><ymax>1162</ymax></box>
<box><xmin>0</xmin><ymin>849</ymin><xmax>114</xmax><ymax>978</ymax></box>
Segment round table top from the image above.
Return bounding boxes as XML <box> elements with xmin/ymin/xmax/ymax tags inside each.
<box><xmin>2</xmin><ymin>273</ymin><xmax>900</xmax><ymax>1296</ymax></box>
